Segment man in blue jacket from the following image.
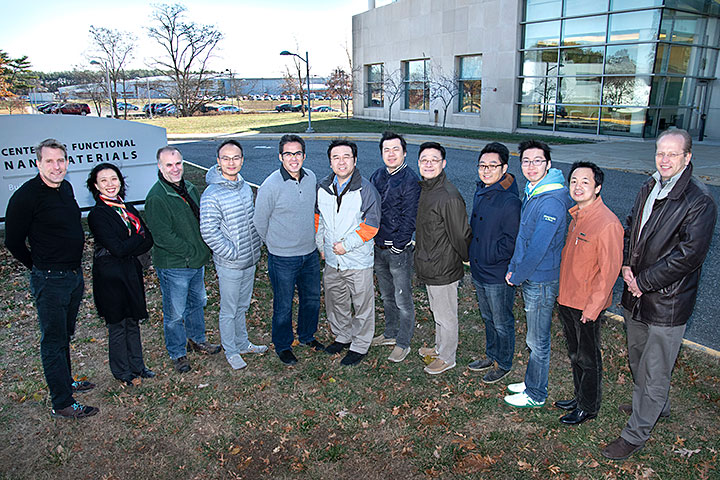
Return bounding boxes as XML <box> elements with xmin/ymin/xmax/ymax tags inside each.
<box><xmin>504</xmin><ymin>140</ymin><xmax>571</xmax><ymax>408</ymax></box>
<box><xmin>468</xmin><ymin>142</ymin><xmax>521</xmax><ymax>384</ymax></box>
<box><xmin>369</xmin><ymin>132</ymin><xmax>421</xmax><ymax>363</ymax></box>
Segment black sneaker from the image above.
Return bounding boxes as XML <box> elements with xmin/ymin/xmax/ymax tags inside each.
<box><xmin>305</xmin><ymin>339</ymin><xmax>326</xmax><ymax>351</ymax></box>
<box><xmin>482</xmin><ymin>367</ymin><xmax>511</xmax><ymax>384</ymax></box>
<box><xmin>187</xmin><ymin>339</ymin><xmax>221</xmax><ymax>355</ymax></box>
<box><xmin>174</xmin><ymin>356</ymin><xmax>191</xmax><ymax>373</ymax></box>
<box><xmin>71</xmin><ymin>380</ymin><xmax>96</xmax><ymax>393</ymax></box>
<box><xmin>51</xmin><ymin>402</ymin><xmax>99</xmax><ymax>419</ymax></box>
<box><xmin>325</xmin><ymin>341</ymin><xmax>351</xmax><ymax>355</ymax></box>
<box><xmin>340</xmin><ymin>350</ymin><xmax>366</xmax><ymax>366</ymax></box>
<box><xmin>468</xmin><ymin>357</ymin><xmax>493</xmax><ymax>372</ymax></box>
<box><xmin>277</xmin><ymin>349</ymin><xmax>298</xmax><ymax>365</ymax></box>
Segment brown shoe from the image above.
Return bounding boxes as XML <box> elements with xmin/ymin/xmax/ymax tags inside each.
<box><xmin>424</xmin><ymin>358</ymin><xmax>456</xmax><ymax>375</ymax></box>
<box><xmin>618</xmin><ymin>403</ymin><xmax>670</xmax><ymax>418</ymax></box>
<box><xmin>51</xmin><ymin>402</ymin><xmax>99</xmax><ymax>419</ymax></box>
<box><xmin>417</xmin><ymin>346</ymin><xmax>438</xmax><ymax>358</ymax></box>
<box><xmin>601</xmin><ymin>437</ymin><xmax>643</xmax><ymax>460</ymax></box>
<box><xmin>187</xmin><ymin>339</ymin><xmax>221</xmax><ymax>355</ymax></box>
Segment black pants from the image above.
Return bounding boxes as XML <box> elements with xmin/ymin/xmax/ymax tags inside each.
<box><xmin>558</xmin><ymin>304</ymin><xmax>602</xmax><ymax>415</ymax></box>
<box><xmin>107</xmin><ymin>318</ymin><xmax>146</xmax><ymax>382</ymax></box>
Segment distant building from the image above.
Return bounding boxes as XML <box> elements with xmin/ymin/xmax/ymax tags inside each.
<box><xmin>353</xmin><ymin>0</ymin><xmax>720</xmax><ymax>140</ymax></box>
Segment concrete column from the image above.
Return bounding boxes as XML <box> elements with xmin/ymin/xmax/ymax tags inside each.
<box><xmin>368</xmin><ymin>0</ymin><xmax>375</xmax><ymax>9</ymax></box>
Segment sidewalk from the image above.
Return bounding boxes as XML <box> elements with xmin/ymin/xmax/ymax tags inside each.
<box><xmin>169</xmin><ymin>132</ymin><xmax>720</xmax><ymax>185</ymax></box>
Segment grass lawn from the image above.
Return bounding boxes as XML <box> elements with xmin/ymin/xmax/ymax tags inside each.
<box><xmin>0</xmin><ymin>164</ymin><xmax>717</xmax><ymax>479</ymax></box>
<box><xmin>134</xmin><ymin>112</ymin><xmax>588</xmax><ymax>145</ymax></box>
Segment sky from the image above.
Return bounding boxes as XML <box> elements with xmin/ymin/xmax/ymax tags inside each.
<box><xmin>1</xmin><ymin>0</ymin><xmax>393</xmax><ymax>77</ymax></box>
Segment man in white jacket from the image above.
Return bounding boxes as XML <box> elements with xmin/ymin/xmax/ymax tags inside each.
<box><xmin>200</xmin><ymin>140</ymin><xmax>267</xmax><ymax>370</ymax></box>
<box><xmin>316</xmin><ymin>139</ymin><xmax>381</xmax><ymax>366</ymax></box>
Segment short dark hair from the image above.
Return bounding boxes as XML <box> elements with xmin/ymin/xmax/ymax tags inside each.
<box><xmin>657</xmin><ymin>127</ymin><xmax>692</xmax><ymax>154</ymax></box>
<box><xmin>36</xmin><ymin>138</ymin><xmax>67</xmax><ymax>162</ymax></box>
<box><xmin>156</xmin><ymin>145</ymin><xmax>182</xmax><ymax>161</ymax></box>
<box><xmin>379</xmin><ymin>131</ymin><xmax>406</xmax><ymax>153</ymax></box>
<box><xmin>479</xmin><ymin>142</ymin><xmax>509</xmax><ymax>165</ymax></box>
<box><xmin>568</xmin><ymin>161</ymin><xmax>604</xmax><ymax>188</ymax></box>
<box><xmin>418</xmin><ymin>141</ymin><xmax>446</xmax><ymax>160</ymax></box>
<box><xmin>86</xmin><ymin>162</ymin><xmax>127</xmax><ymax>199</ymax></box>
<box><xmin>279</xmin><ymin>134</ymin><xmax>305</xmax><ymax>154</ymax></box>
<box><xmin>327</xmin><ymin>139</ymin><xmax>358</xmax><ymax>160</ymax></box>
<box><xmin>217</xmin><ymin>139</ymin><xmax>243</xmax><ymax>157</ymax></box>
<box><xmin>518</xmin><ymin>139</ymin><xmax>552</xmax><ymax>163</ymax></box>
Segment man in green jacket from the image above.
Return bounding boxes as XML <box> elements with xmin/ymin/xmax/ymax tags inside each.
<box><xmin>145</xmin><ymin>146</ymin><xmax>220</xmax><ymax>373</ymax></box>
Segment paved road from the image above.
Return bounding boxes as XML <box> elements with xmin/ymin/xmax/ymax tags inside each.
<box><xmin>173</xmin><ymin>139</ymin><xmax>720</xmax><ymax>352</ymax></box>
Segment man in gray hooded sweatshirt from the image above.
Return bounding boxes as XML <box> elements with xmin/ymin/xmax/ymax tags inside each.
<box><xmin>200</xmin><ymin>140</ymin><xmax>267</xmax><ymax>370</ymax></box>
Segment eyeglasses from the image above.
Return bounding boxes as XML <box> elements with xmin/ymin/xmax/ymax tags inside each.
<box><xmin>282</xmin><ymin>151</ymin><xmax>304</xmax><ymax>160</ymax></box>
<box><xmin>478</xmin><ymin>164</ymin><xmax>503</xmax><ymax>171</ymax></box>
<box><xmin>419</xmin><ymin>158</ymin><xmax>443</xmax><ymax>165</ymax></box>
<box><xmin>220</xmin><ymin>155</ymin><xmax>242</xmax><ymax>162</ymax></box>
<box><xmin>521</xmin><ymin>158</ymin><xmax>547</xmax><ymax>167</ymax></box>
<box><xmin>655</xmin><ymin>152</ymin><xmax>685</xmax><ymax>160</ymax></box>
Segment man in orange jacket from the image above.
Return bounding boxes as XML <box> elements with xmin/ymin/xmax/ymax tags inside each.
<box><xmin>555</xmin><ymin>162</ymin><xmax>623</xmax><ymax>425</ymax></box>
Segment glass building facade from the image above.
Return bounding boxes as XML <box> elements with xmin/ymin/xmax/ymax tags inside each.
<box><xmin>518</xmin><ymin>0</ymin><xmax>720</xmax><ymax>137</ymax></box>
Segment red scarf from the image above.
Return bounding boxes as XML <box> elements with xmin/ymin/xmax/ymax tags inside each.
<box><xmin>100</xmin><ymin>195</ymin><xmax>144</xmax><ymax>235</ymax></box>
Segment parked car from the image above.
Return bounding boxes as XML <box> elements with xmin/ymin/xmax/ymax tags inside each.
<box><xmin>218</xmin><ymin>105</ymin><xmax>242</xmax><ymax>113</ymax></box>
<box><xmin>50</xmin><ymin>103</ymin><xmax>91</xmax><ymax>115</ymax></box>
<box><xmin>143</xmin><ymin>103</ymin><xmax>169</xmax><ymax>115</ymax></box>
<box><xmin>311</xmin><ymin>105</ymin><xmax>337</xmax><ymax>112</ymax></box>
<box><xmin>275</xmin><ymin>103</ymin><xmax>293</xmax><ymax>112</ymax></box>
<box><xmin>37</xmin><ymin>103</ymin><xmax>58</xmax><ymax>114</ymax></box>
<box><xmin>117</xmin><ymin>102</ymin><xmax>139</xmax><ymax>111</ymax></box>
<box><xmin>200</xmin><ymin>104</ymin><xmax>219</xmax><ymax>113</ymax></box>
<box><xmin>159</xmin><ymin>104</ymin><xmax>177</xmax><ymax>115</ymax></box>
<box><xmin>290</xmin><ymin>104</ymin><xmax>307</xmax><ymax>112</ymax></box>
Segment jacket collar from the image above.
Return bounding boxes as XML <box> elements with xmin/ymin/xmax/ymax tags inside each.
<box><xmin>280</xmin><ymin>164</ymin><xmax>306</xmax><ymax>181</ymax></box>
<box><xmin>419</xmin><ymin>170</ymin><xmax>446</xmax><ymax>190</ymax></box>
<box><xmin>569</xmin><ymin>195</ymin><xmax>606</xmax><ymax>219</ymax></box>
<box><xmin>319</xmin><ymin>167</ymin><xmax>363</xmax><ymax>194</ymax></box>
<box><xmin>477</xmin><ymin>172</ymin><xmax>516</xmax><ymax>192</ymax></box>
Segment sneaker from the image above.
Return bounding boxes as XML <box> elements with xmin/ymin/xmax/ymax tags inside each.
<box><xmin>371</xmin><ymin>334</ymin><xmax>396</xmax><ymax>347</ymax></box>
<box><xmin>304</xmin><ymin>339</ymin><xmax>326</xmax><ymax>351</ymax></box>
<box><xmin>507</xmin><ymin>382</ymin><xmax>526</xmax><ymax>394</ymax></box>
<box><xmin>174</xmin><ymin>356</ymin><xmax>191</xmax><ymax>373</ymax></box>
<box><xmin>387</xmin><ymin>346</ymin><xmax>410</xmax><ymax>363</ymax></box>
<box><xmin>424</xmin><ymin>358</ymin><xmax>456</xmax><ymax>375</ymax></box>
<box><xmin>277</xmin><ymin>349</ymin><xmax>298</xmax><ymax>366</ymax></box>
<box><xmin>482</xmin><ymin>367</ymin><xmax>511</xmax><ymax>384</ymax></box>
<box><xmin>468</xmin><ymin>357</ymin><xmax>493</xmax><ymax>372</ymax></box>
<box><xmin>187</xmin><ymin>339</ymin><xmax>221</xmax><ymax>355</ymax></box>
<box><xmin>227</xmin><ymin>354</ymin><xmax>247</xmax><ymax>370</ymax></box>
<box><xmin>238</xmin><ymin>343</ymin><xmax>268</xmax><ymax>355</ymax></box>
<box><xmin>341</xmin><ymin>350</ymin><xmax>366</xmax><ymax>366</ymax></box>
<box><xmin>51</xmin><ymin>402</ymin><xmax>99</xmax><ymax>419</ymax></box>
<box><xmin>504</xmin><ymin>392</ymin><xmax>545</xmax><ymax>408</ymax></box>
<box><xmin>325</xmin><ymin>341</ymin><xmax>351</xmax><ymax>354</ymax></box>
<box><xmin>417</xmin><ymin>346</ymin><xmax>439</xmax><ymax>358</ymax></box>
<box><xmin>71</xmin><ymin>380</ymin><xmax>95</xmax><ymax>393</ymax></box>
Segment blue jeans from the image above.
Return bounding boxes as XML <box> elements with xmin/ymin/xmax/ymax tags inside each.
<box><xmin>267</xmin><ymin>251</ymin><xmax>320</xmax><ymax>352</ymax></box>
<box><xmin>215</xmin><ymin>263</ymin><xmax>255</xmax><ymax>358</ymax></box>
<box><xmin>374</xmin><ymin>246</ymin><xmax>415</xmax><ymax>349</ymax></box>
<box><xmin>521</xmin><ymin>279</ymin><xmax>558</xmax><ymax>403</ymax></box>
<box><xmin>156</xmin><ymin>267</ymin><xmax>208</xmax><ymax>359</ymax></box>
<box><xmin>30</xmin><ymin>267</ymin><xmax>84</xmax><ymax>410</ymax></box>
<box><xmin>473</xmin><ymin>278</ymin><xmax>516</xmax><ymax>371</ymax></box>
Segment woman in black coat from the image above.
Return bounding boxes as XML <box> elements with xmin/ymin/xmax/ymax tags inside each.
<box><xmin>87</xmin><ymin>163</ymin><xmax>155</xmax><ymax>385</ymax></box>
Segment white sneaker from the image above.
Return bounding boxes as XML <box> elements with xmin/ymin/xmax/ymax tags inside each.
<box><xmin>227</xmin><ymin>354</ymin><xmax>247</xmax><ymax>370</ymax></box>
<box><xmin>239</xmin><ymin>343</ymin><xmax>268</xmax><ymax>355</ymax></box>
<box><xmin>507</xmin><ymin>382</ymin><xmax>526</xmax><ymax>394</ymax></box>
<box><xmin>387</xmin><ymin>346</ymin><xmax>410</xmax><ymax>363</ymax></box>
<box><xmin>504</xmin><ymin>392</ymin><xmax>545</xmax><ymax>408</ymax></box>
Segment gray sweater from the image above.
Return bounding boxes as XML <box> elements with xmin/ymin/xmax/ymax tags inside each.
<box><xmin>200</xmin><ymin>166</ymin><xmax>262</xmax><ymax>269</ymax></box>
<box><xmin>254</xmin><ymin>167</ymin><xmax>317</xmax><ymax>257</ymax></box>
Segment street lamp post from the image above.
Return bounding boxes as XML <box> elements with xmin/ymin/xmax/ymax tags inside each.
<box><xmin>280</xmin><ymin>50</ymin><xmax>313</xmax><ymax>133</ymax></box>
<box><xmin>90</xmin><ymin>60</ymin><xmax>113</xmax><ymax>117</ymax></box>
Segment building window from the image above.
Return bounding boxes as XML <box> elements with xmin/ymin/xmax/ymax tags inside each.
<box><xmin>458</xmin><ymin>55</ymin><xmax>482</xmax><ymax>113</ymax></box>
<box><xmin>365</xmin><ymin>64</ymin><xmax>384</xmax><ymax>108</ymax></box>
<box><xmin>403</xmin><ymin>59</ymin><xmax>429</xmax><ymax>110</ymax></box>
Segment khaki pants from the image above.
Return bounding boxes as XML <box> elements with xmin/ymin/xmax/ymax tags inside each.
<box><xmin>426</xmin><ymin>281</ymin><xmax>459</xmax><ymax>365</ymax></box>
<box><xmin>323</xmin><ymin>266</ymin><xmax>375</xmax><ymax>354</ymax></box>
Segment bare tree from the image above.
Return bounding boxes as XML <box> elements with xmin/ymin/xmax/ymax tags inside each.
<box><xmin>147</xmin><ymin>3</ymin><xmax>223</xmax><ymax>117</ymax></box>
<box><xmin>383</xmin><ymin>69</ymin><xmax>404</xmax><ymax>125</ymax></box>
<box><xmin>88</xmin><ymin>26</ymin><xmax>135</xmax><ymax>118</ymax></box>
<box><xmin>429</xmin><ymin>65</ymin><xmax>460</xmax><ymax>130</ymax></box>
<box><xmin>326</xmin><ymin>67</ymin><xmax>352</xmax><ymax>119</ymax></box>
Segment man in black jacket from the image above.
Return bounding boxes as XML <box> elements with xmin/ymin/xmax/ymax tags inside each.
<box><xmin>414</xmin><ymin>142</ymin><xmax>471</xmax><ymax>375</ymax></box>
<box><xmin>369</xmin><ymin>132</ymin><xmax>421</xmax><ymax>363</ymax></box>
<box><xmin>4</xmin><ymin>138</ymin><xmax>99</xmax><ymax>419</ymax></box>
<box><xmin>602</xmin><ymin>128</ymin><xmax>717</xmax><ymax>460</ymax></box>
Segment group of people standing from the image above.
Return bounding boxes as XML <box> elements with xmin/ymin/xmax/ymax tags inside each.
<box><xmin>4</xmin><ymin>127</ymin><xmax>715</xmax><ymax>461</ymax></box>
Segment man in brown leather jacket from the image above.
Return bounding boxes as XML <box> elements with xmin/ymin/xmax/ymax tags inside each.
<box><xmin>602</xmin><ymin>128</ymin><xmax>717</xmax><ymax>460</ymax></box>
